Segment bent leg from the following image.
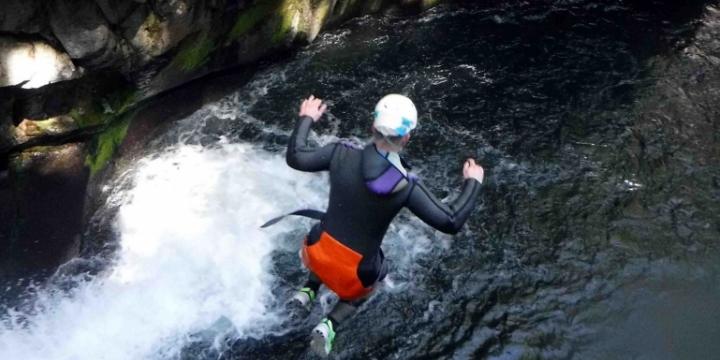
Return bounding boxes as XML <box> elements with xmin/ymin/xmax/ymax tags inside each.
<box><xmin>291</xmin><ymin>271</ymin><xmax>322</xmax><ymax>309</ymax></box>
<box><xmin>309</xmin><ymin>257</ymin><xmax>386</xmax><ymax>357</ymax></box>
<box><xmin>328</xmin><ymin>299</ymin><xmax>360</xmax><ymax>327</ymax></box>
<box><xmin>303</xmin><ymin>272</ymin><xmax>322</xmax><ymax>294</ymax></box>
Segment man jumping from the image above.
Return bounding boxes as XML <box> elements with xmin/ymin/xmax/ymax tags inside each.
<box><xmin>286</xmin><ymin>94</ymin><xmax>484</xmax><ymax>357</ymax></box>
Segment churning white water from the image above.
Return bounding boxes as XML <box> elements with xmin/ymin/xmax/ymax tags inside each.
<box><xmin>0</xmin><ymin>65</ymin><xmax>443</xmax><ymax>360</ymax></box>
<box><xmin>0</xmin><ymin>141</ymin><xmax>328</xmax><ymax>360</ymax></box>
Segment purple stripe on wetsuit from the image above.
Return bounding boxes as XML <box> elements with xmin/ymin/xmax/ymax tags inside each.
<box><xmin>366</xmin><ymin>166</ymin><xmax>404</xmax><ymax>195</ymax></box>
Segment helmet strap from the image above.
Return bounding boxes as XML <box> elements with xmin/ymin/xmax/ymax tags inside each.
<box><xmin>372</xmin><ymin>128</ymin><xmax>406</xmax><ymax>152</ymax></box>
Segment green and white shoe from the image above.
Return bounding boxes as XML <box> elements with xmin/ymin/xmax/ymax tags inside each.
<box><xmin>286</xmin><ymin>287</ymin><xmax>316</xmax><ymax>321</ymax></box>
<box><xmin>291</xmin><ymin>287</ymin><xmax>316</xmax><ymax>307</ymax></box>
<box><xmin>310</xmin><ymin>318</ymin><xmax>336</xmax><ymax>357</ymax></box>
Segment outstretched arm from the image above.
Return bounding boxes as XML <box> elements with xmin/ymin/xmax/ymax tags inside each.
<box><xmin>286</xmin><ymin>96</ymin><xmax>337</xmax><ymax>172</ymax></box>
<box><xmin>406</xmin><ymin>159</ymin><xmax>484</xmax><ymax>234</ymax></box>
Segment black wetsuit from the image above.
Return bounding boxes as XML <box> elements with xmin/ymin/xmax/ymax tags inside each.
<box><xmin>287</xmin><ymin>116</ymin><xmax>481</xmax><ymax>288</ymax></box>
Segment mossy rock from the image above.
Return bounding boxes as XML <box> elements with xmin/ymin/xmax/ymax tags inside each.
<box><xmin>273</xmin><ymin>0</ymin><xmax>302</xmax><ymax>44</ymax></box>
<box><xmin>228</xmin><ymin>0</ymin><xmax>284</xmax><ymax>41</ymax></box>
<box><xmin>69</xmin><ymin>88</ymin><xmax>138</xmax><ymax>129</ymax></box>
<box><xmin>172</xmin><ymin>32</ymin><xmax>216</xmax><ymax>72</ymax></box>
<box><xmin>228</xmin><ymin>0</ymin><xmax>314</xmax><ymax>46</ymax></box>
<box><xmin>12</xmin><ymin>116</ymin><xmax>78</xmax><ymax>144</ymax></box>
<box><xmin>65</xmin><ymin>86</ymin><xmax>139</xmax><ymax>176</ymax></box>
<box><xmin>85</xmin><ymin>110</ymin><xmax>135</xmax><ymax>176</ymax></box>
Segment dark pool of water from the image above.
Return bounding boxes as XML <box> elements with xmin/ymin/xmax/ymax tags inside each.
<box><xmin>194</xmin><ymin>1</ymin><xmax>720</xmax><ymax>359</ymax></box>
<box><xmin>2</xmin><ymin>1</ymin><xmax>707</xmax><ymax>359</ymax></box>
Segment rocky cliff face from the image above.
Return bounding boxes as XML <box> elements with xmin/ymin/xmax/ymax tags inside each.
<box><xmin>0</xmin><ymin>0</ymin><xmax>442</xmax><ymax>278</ymax></box>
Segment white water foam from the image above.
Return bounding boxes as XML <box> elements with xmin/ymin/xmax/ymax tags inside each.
<box><xmin>0</xmin><ymin>63</ymin><xmax>450</xmax><ymax>360</ymax></box>
<box><xmin>0</xmin><ymin>143</ymin><xmax>327</xmax><ymax>360</ymax></box>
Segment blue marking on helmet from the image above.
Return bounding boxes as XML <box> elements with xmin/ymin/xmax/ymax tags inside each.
<box><xmin>401</xmin><ymin>118</ymin><xmax>413</xmax><ymax>128</ymax></box>
<box><xmin>395</xmin><ymin>126</ymin><xmax>408</xmax><ymax>136</ymax></box>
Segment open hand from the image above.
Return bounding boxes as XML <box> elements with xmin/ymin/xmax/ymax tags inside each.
<box><xmin>299</xmin><ymin>95</ymin><xmax>327</xmax><ymax>122</ymax></box>
<box><xmin>463</xmin><ymin>158</ymin><xmax>484</xmax><ymax>184</ymax></box>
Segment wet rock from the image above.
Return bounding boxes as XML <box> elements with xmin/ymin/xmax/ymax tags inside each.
<box><xmin>0</xmin><ymin>36</ymin><xmax>78</xmax><ymax>89</ymax></box>
<box><xmin>123</xmin><ymin>6</ymin><xmax>176</xmax><ymax>61</ymax></box>
<box><xmin>0</xmin><ymin>0</ymin><xmax>45</xmax><ymax>34</ymax></box>
<box><xmin>3</xmin><ymin>143</ymin><xmax>90</xmax><ymax>276</ymax></box>
<box><xmin>123</xmin><ymin>1</ymin><xmax>207</xmax><ymax>62</ymax></box>
<box><xmin>13</xmin><ymin>116</ymin><xmax>79</xmax><ymax>144</ymax></box>
<box><xmin>48</xmin><ymin>0</ymin><xmax>133</xmax><ymax>71</ymax></box>
<box><xmin>0</xmin><ymin>93</ymin><xmax>17</xmax><ymax>152</ymax></box>
<box><xmin>0</xmin><ymin>169</ymin><xmax>13</xmax><ymax>270</ymax></box>
<box><xmin>0</xmin><ymin>72</ymin><xmax>134</xmax><ymax>156</ymax></box>
<box><xmin>96</xmin><ymin>0</ymin><xmax>140</xmax><ymax>25</ymax></box>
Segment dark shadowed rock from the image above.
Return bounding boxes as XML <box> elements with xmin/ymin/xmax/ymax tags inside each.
<box><xmin>0</xmin><ymin>168</ymin><xmax>13</xmax><ymax>275</ymax></box>
<box><xmin>0</xmin><ymin>0</ymin><xmax>45</xmax><ymax>34</ymax></box>
<box><xmin>5</xmin><ymin>143</ymin><xmax>89</xmax><ymax>276</ymax></box>
<box><xmin>49</xmin><ymin>0</ymin><xmax>134</xmax><ymax>71</ymax></box>
<box><xmin>0</xmin><ymin>90</ymin><xmax>17</xmax><ymax>151</ymax></box>
<box><xmin>96</xmin><ymin>0</ymin><xmax>141</xmax><ymax>25</ymax></box>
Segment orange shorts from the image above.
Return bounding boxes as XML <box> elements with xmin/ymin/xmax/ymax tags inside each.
<box><xmin>301</xmin><ymin>231</ymin><xmax>373</xmax><ymax>301</ymax></box>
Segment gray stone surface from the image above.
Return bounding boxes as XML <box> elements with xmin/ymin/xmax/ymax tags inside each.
<box><xmin>48</xmin><ymin>0</ymin><xmax>133</xmax><ymax>70</ymax></box>
<box><xmin>0</xmin><ymin>36</ymin><xmax>78</xmax><ymax>88</ymax></box>
<box><xmin>0</xmin><ymin>0</ymin><xmax>45</xmax><ymax>34</ymax></box>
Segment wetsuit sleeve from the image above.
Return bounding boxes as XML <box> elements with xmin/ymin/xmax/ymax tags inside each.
<box><xmin>286</xmin><ymin>116</ymin><xmax>338</xmax><ymax>172</ymax></box>
<box><xmin>405</xmin><ymin>179</ymin><xmax>481</xmax><ymax>234</ymax></box>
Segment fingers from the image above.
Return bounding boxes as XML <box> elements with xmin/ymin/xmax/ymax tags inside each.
<box><xmin>310</xmin><ymin>97</ymin><xmax>325</xmax><ymax>112</ymax></box>
<box><xmin>304</xmin><ymin>95</ymin><xmax>325</xmax><ymax>108</ymax></box>
<box><xmin>464</xmin><ymin>159</ymin><xmax>475</xmax><ymax>169</ymax></box>
<box><xmin>308</xmin><ymin>95</ymin><xmax>320</xmax><ymax>105</ymax></box>
<box><xmin>299</xmin><ymin>95</ymin><xmax>328</xmax><ymax>121</ymax></box>
<box><xmin>299</xmin><ymin>98</ymin><xmax>311</xmax><ymax>115</ymax></box>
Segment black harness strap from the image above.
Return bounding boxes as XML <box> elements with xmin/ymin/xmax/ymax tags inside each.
<box><xmin>260</xmin><ymin>209</ymin><xmax>325</xmax><ymax>228</ymax></box>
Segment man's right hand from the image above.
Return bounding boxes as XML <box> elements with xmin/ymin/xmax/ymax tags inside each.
<box><xmin>299</xmin><ymin>95</ymin><xmax>327</xmax><ymax>122</ymax></box>
<box><xmin>463</xmin><ymin>159</ymin><xmax>484</xmax><ymax>184</ymax></box>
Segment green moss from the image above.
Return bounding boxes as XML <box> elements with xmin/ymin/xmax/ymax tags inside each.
<box><xmin>85</xmin><ymin>111</ymin><xmax>134</xmax><ymax>176</ymax></box>
<box><xmin>316</xmin><ymin>0</ymin><xmax>331</xmax><ymax>20</ymax></box>
<box><xmin>30</xmin><ymin>119</ymin><xmax>51</xmax><ymax>131</ymax></box>
<box><xmin>66</xmin><ymin>87</ymin><xmax>139</xmax><ymax>176</ymax></box>
<box><xmin>14</xmin><ymin>116</ymin><xmax>77</xmax><ymax>139</ymax></box>
<box><xmin>227</xmin><ymin>0</ymin><xmax>299</xmax><ymax>45</ymax></box>
<box><xmin>272</xmin><ymin>0</ymin><xmax>299</xmax><ymax>44</ymax></box>
<box><xmin>172</xmin><ymin>33</ymin><xmax>216</xmax><ymax>72</ymax></box>
<box><xmin>69</xmin><ymin>103</ymin><xmax>104</xmax><ymax>129</ymax></box>
<box><xmin>70</xmin><ymin>88</ymin><xmax>138</xmax><ymax>129</ymax></box>
<box><xmin>106</xmin><ymin>88</ymin><xmax>139</xmax><ymax>115</ymax></box>
<box><xmin>229</xmin><ymin>0</ymin><xmax>282</xmax><ymax>40</ymax></box>
<box><xmin>144</xmin><ymin>11</ymin><xmax>163</xmax><ymax>37</ymax></box>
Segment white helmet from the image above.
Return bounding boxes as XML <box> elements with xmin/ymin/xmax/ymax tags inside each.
<box><xmin>373</xmin><ymin>94</ymin><xmax>417</xmax><ymax>137</ymax></box>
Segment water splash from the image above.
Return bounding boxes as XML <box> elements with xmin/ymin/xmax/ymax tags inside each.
<box><xmin>0</xmin><ymin>142</ymin><xmax>326</xmax><ymax>360</ymax></box>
